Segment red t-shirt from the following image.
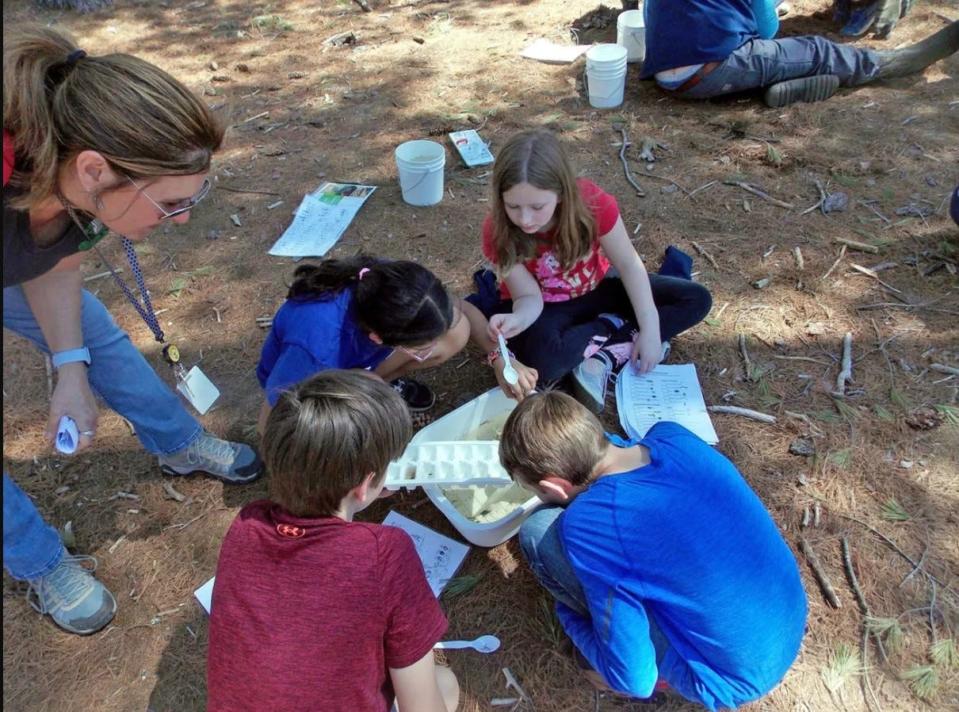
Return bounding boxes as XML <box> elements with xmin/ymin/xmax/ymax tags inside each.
<box><xmin>207</xmin><ymin>501</ymin><xmax>448</xmax><ymax>712</ymax></box>
<box><xmin>481</xmin><ymin>178</ymin><xmax>620</xmax><ymax>302</ymax></box>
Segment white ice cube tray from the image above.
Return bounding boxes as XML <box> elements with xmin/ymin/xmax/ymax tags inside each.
<box><xmin>384</xmin><ymin>440</ymin><xmax>511</xmax><ymax>488</ymax></box>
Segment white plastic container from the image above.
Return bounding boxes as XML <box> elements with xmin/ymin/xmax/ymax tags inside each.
<box><xmin>395</xmin><ymin>139</ymin><xmax>446</xmax><ymax>206</ymax></box>
<box><xmin>585</xmin><ymin>44</ymin><xmax>628</xmax><ymax>109</ymax></box>
<box><xmin>617</xmin><ymin>9</ymin><xmax>646</xmax><ymax>64</ymax></box>
<box><xmin>417</xmin><ymin>389</ymin><xmax>542</xmax><ymax>547</ymax></box>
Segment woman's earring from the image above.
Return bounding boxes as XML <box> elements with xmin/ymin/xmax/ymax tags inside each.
<box><xmin>92</xmin><ymin>193</ymin><xmax>105</xmax><ymax>210</ymax></box>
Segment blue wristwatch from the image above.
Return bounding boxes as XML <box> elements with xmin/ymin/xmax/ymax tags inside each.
<box><xmin>51</xmin><ymin>347</ymin><xmax>92</xmax><ymax>369</ymax></box>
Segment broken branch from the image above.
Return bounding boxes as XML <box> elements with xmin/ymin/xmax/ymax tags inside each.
<box><xmin>707</xmin><ymin>405</ymin><xmax>777</xmax><ymax>424</ymax></box>
<box><xmin>691</xmin><ymin>241</ymin><xmax>719</xmax><ymax>270</ymax></box>
<box><xmin>835</xmin><ymin>332</ymin><xmax>853</xmax><ymax>396</ymax></box>
<box><xmin>617</xmin><ymin>128</ymin><xmax>646</xmax><ymax>197</ymax></box>
<box><xmin>792</xmin><ymin>247</ymin><xmax>804</xmax><ymax>271</ymax></box>
<box><xmin>821</xmin><ymin>244</ymin><xmax>848</xmax><ymax>281</ymax></box>
<box><xmin>835</xmin><ymin>237</ymin><xmax>880</xmax><ymax>254</ymax></box>
<box><xmin>800</xmin><ymin>538</ymin><xmax>841</xmax><ymax>609</ymax></box>
<box><xmin>723</xmin><ymin>180</ymin><xmax>794</xmax><ymax>209</ymax></box>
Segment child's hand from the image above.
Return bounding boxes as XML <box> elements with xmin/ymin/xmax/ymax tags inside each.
<box><xmin>488</xmin><ymin>312</ymin><xmax>524</xmax><ymax>340</ymax></box>
<box><xmin>631</xmin><ymin>327</ymin><xmax>663</xmax><ymax>375</ymax></box>
<box><xmin>494</xmin><ymin>357</ymin><xmax>538</xmax><ymax>401</ymax></box>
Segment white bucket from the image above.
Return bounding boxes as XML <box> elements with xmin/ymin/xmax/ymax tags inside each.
<box><xmin>617</xmin><ymin>9</ymin><xmax>646</xmax><ymax>63</ymax></box>
<box><xmin>395</xmin><ymin>139</ymin><xmax>446</xmax><ymax>206</ymax></box>
<box><xmin>586</xmin><ymin>44</ymin><xmax>628</xmax><ymax>109</ymax></box>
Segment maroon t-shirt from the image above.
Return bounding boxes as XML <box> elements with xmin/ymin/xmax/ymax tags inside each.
<box><xmin>207</xmin><ymin>501</ymin><xmax>448</xmax><ymax>712</ymax></box>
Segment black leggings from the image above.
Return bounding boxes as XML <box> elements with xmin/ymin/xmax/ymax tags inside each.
<box><xmin>507</xmin><ymin>276</ymin><xmax>712</xmax><ymax>382</ymax></box>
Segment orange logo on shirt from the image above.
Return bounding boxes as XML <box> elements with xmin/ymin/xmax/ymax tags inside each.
<box><xmin>276</xmin><ymin>523</ymin><xmax>306</xmax><ymax>538</ymax></box>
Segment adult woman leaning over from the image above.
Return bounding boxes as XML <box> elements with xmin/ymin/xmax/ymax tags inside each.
<box><xmin>3</xmin><ymin>25</ymin><xmax>262</xmax><ymax>635</ymax></box>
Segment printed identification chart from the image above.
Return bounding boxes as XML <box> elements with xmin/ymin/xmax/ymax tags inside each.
<box><xmin>194</xmin><ymin>511</ymin><xmax>470</xmax><ymax>613</ymax></box>
<box><xmin>615</xmin><ymin>364</ymin><xmax>719</xmax><ymax>444</ymax></box>
<box><xmin>268</xmin><ymin>182</ymin><xmax>376</xmax><ymax>258</ymax></box>
<box><xmin>383</xmin><ymin>511</ymin><xmax>470</xmax><ymax>598</ymax></box>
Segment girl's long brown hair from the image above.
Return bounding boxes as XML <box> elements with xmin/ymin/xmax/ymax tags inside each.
<box><xmin>3</xmin><ymin>24</ymin><xmax>223</xmax><ymax>210</ymax></box>
<box><xmin>488</xmin><ymin>129</ymin><xmax>596</xmax><ymax>273</ymax></box>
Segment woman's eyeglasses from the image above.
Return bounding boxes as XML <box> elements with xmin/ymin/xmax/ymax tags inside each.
<box><xmin>127</xmin><ymin>176</ymin><xmax>212</xmax><ymax>220</ymax></box>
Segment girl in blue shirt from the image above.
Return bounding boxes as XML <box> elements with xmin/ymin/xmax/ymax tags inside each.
<box><xmin>257</xmin><ymin>255</ymin><xmax>539</xmax><ymax>431</ymax></box>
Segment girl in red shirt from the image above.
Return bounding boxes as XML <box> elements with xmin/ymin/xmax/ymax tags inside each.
<box><xmin>475</xmin><ymin>129</ymin><xmax>711</xmax><ymax>412</ymax></box>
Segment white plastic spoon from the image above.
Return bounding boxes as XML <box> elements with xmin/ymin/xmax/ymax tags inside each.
<box><xmin>497</xmin><ymin>334</ymin><xmax>519</xmax><ymax>386</ymax></box>
<box><xmin>435</xmin><ymin>634</ymin><xmax>501</xmax><ymax>653</ymax></box>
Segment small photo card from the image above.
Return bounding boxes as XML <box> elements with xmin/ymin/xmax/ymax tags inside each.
<box><xmin>449</xmin><ymin>130</ymin><xmax>494</xmax><ymax>168</ymax></box>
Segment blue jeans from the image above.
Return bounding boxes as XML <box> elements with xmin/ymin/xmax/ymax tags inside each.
<box><xmin>3</xmin><ymin>286</ymin><xmax>202</xmax><ymax>580</ymax></box>
<box><xmin>518</xmin><ymin>506</ymin><xmax>669</xmax><ymax>662</ymax></box>
<box><xmin>676</xmin><ymin>36</ymin><xmax>882</xmax><ymax>99</ymax></box>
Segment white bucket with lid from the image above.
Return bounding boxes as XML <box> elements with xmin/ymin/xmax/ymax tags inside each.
<box><xmin>395</xmin><ymin>139</ymin><xmax>446</xmax><ymax>206</ymax></box>
<box><xmin>617</xmin><ymin>9</ymin><xmax>646</xmax><ymax>63</ymax></box>
<box><xmin>585</xmin><ymin>44</ymin><xmax>628</xmax><ymax>109</ymax></box>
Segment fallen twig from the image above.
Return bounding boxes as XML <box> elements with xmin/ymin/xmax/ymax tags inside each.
<box><xmin>738</xmin><ymin>334</ymin><xmax>753</xmax><ymax>381</ymax></box>
<box><xmin>686</xmin><ymin>180</ymin><xmax>717</xmax><ymax>199</ymax></box>
<box><xmin>162</xmin><ymin>481</ymin><xmax>187</xmax><ymax>503</ymax></box>
<box><xmin>857</xmin><ymin>200</ymin><xmax>892</xmax><ymax>226</ymax></box>
<box><xmin>218</xmin><ymin>185</ymin><xmax>282</xmax><ymax>197</ymax></box>
<box><xmin>835</xmin><ymin>237</ymin><xmax>880</xmax><ymax>254</ymax></box>
<box><xmin>352</xmin><ymin>0</ymin><xmax>372</xmax><ymax>10</ymax></box>
<box><xmin>800</xmin><ymin>538</ymin><xmax>841</xmax><ymax>609</ymax></box>
<box><xmin>835</xmin><ymin>333</ymin><xmax>853</xmax><ymax>397</ymax></box>
<box><xmin>801</xmin><ymin>179</ymin><xmax>828</xmax><ymax>215</ymax></box>
<box><xmin>708</xmin><ymin>405</ymin><xmax>777</xmax><ymax>424</ymax></box>
<box><xmin>691</xmin><ymin>241</ymin><xmax>719</xmax><ymax>270</ymax></box>
<box><xmin>617</xmin><ymin>128</ymin><xmax>646</xmax><ymax>197</ymax></box>
<box><xmin>723</xmin><ymin>180</ymin><xmax>794</xmax><ymax>209</ymax></box>
<box><xmin>930</xmin><ymin>363</ymin><xmax>959</xmax><ymax>376</ymax></box>
<box><xmin>821</xmin><ymin>245</ymin><xmax>848</xmax><ymax>281</ymax></box>
<box><xmin>84</xmin><ymin>268</ymin><xmax>123</xmax><ymax>282</ymax></box>
<box><xmin>633</xmin><ymin>169</ymin><xmax>690</xmax><ymax>196</ymax></box>
<box><xmin>792</xmin><ymin>247</ymin><xmax>804</xmax><ymax>271</ymax></box>
<box><xmin>844</xmin><ymin>540</ymin><xmax>886</xmax><ymax>712</ymax></box>
<box><xmin>849</xmin><ymin>263</ymin><xmax>901</xmax><ymax>294</ymax></box>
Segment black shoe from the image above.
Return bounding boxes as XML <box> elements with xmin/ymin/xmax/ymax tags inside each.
<box><xmin>764</xmin><ymin>74</ymin><xmax>840</xmax><ymax>108</ymax></box>
<box><xmin>391</xmin><ymin>378</ymin><xmax>435</xmax><ymax>412</ymax></box>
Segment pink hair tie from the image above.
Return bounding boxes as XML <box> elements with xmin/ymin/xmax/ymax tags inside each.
<box><xmin>358</xmin><ymin>268</ymin><xmax>371</xmax><ymax>280</ymax></box>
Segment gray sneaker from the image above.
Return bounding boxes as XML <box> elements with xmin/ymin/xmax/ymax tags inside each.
<box><xmin>158</xmin><ymin>432</ymin><xmax>263</xmax><ymax>484</ymax></box>
<box><xmin>27</xmin><ymin>552</ymin><xmax>117</xmax><ymax>635</ymax></box>
<box><xmin>572</xmin><ymin>350</ymin><xmax>614</xmax><ymax>415</ymax></box>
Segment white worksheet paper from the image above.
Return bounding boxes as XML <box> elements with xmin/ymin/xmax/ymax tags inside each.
<box><xmin>194</xmin><ymin>511</ymin><xmax>469</xmax><ymax>613</ymax></box>
<box><xmin>382</xmin><ymin>511</ymin><xmax>470</xmax><ymax>598</ymax></box>
<box><xmin>267</xmin><ymin>182</ymin><xmax>376</xmax><ymax>257</ymax></box>
<box><xmin>615</xmin><ymin>364</ymin><xmax>719</xmax><ymax>444</ymax></box>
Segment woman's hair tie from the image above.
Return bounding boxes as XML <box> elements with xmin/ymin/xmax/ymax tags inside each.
<box><xmin>65</xmin><ymin>49</ymin><xmax>87</xmax><ymax>67</ymax></box>
<box><xmin>358</xmin><ymin>267</ymin><xmax>371</xmax><ymax>280</ymax></box>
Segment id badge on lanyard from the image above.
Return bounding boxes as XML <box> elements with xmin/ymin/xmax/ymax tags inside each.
<box><xmin>96</xmin><ymin>239</ymin><xmax>221</xmax><ymax>415</ymax></box>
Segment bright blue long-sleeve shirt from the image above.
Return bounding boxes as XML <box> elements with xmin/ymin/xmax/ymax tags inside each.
<box><xmin>557</xmin><ymin>422</ymin><xmax>807</xmax><ymax>709</ymax></box>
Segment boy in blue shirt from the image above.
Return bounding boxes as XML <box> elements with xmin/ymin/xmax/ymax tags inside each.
<box><xmin>640</xmin><ymin>0</ymin><xmax>957</xmax><ymax>107</ymax></box>
<box><xmin>499</xmin><ymin>391</ymin><xmax>807</xmax><ymax>709</ymax></box>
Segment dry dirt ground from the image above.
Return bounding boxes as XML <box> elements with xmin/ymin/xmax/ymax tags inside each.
<box><xmin>3</xmin><ymin>0</ymin><xmax>958</xmax><ymax>710</ymax></box>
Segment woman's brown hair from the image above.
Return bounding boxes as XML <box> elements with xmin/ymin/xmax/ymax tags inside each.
<box><xmin>3</xmin><ymin>24</ymin><xmax>224</xmax><ymax>209</ymax></box>
<box><xmin>488</xmin><ymin>129</ymin><xmax>596</xmax><ymax>273</ymax></box>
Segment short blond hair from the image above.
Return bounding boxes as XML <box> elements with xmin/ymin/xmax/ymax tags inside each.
<box><xmin>499</xmin><ymin>391</ymin><xmax>608</xmax><ymax>486</ymax></box>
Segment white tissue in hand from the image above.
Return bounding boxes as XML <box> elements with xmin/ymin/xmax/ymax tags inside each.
<box><xmin>55</xmin><ymin>415</ymin><xmax>79</xmax><ymax>454</ymax></box>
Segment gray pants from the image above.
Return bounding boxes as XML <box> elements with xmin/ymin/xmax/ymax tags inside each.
<box><xmin>675</xmin><ymin>36</ymin><xmax>882</xmax><ymax>99</ymax></box>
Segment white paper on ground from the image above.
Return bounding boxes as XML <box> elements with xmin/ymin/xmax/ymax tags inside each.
<box><xmin>268</xmin><ymin>182</ymin><xmax>376</xmax><ymax>258</ymax></box>
<box><xmin>193</xmin><ymin>510</ymin><xmax>470</xmax><ymax>614</ymax></box>
<box><xmin>615</xmin><ymin>364</ymin><xmax>719</xmax><ymax>444</ymax></box>
<box><xmin>520</xmin><ymin>39</ymin><xmax>591</xmax><ymax>64</ymax></box>
<box><xmin>383</xmin><ymin>511</ymin><xmax>470</xmax><ymax>597</ymax></box>
<box><xmin>449</xmin><ymin>130</ymin><xmax>494</xmax><ymax>167</ymax></box>
<box><xmin>176</xmin><ymin>366</ymin><xmax>220</xmax><ymax>415</ymax></box>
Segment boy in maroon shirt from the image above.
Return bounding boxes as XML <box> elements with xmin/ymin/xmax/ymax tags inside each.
<box><xmin>207</xmin><ymin>370</ymin><xmax>459</xmax><ymax>712</ymax></box>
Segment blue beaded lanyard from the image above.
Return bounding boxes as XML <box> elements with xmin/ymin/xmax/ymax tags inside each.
<box><xmin>93</xmin><ymin>238</ymin><xmax>189</xmax><ymax>387</ymax></box>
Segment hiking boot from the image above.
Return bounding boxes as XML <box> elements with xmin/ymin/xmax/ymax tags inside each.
<box><xmin>391</xmin><ymin>377</ymin><xmax>435</xmax><ymax>412</ymax></box>
<box><xmin>875</xmin><ymin>20</ymin><xmax>959</xmax><ymax>78</ymax></box>
<box><xmin>158</xmin><ymin>432</ymin><xmax>263</xmax><ymax>484</ymax></box>
<box><xmin>764</xmin><ymin>74</ymin><xmax>840</xmax><ymax>108</ymax></box>
<box><xmin>27</xmin><ymin>552</ymin><xmax>117</xmax><ymax>635</ymax></box>
<box><xmin>572</xmin><ymin>350</ymin><xmax>614</xmax><ymax>414</ymax></box>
